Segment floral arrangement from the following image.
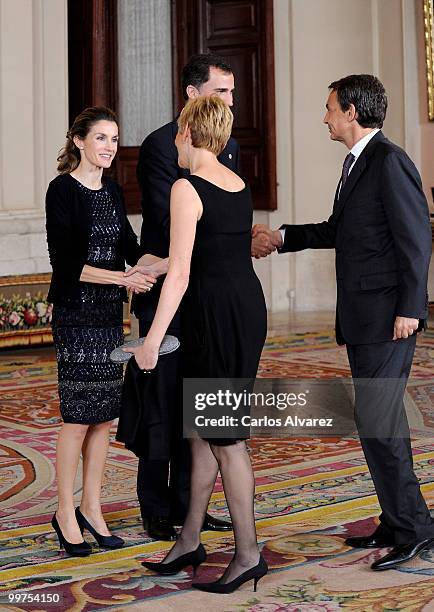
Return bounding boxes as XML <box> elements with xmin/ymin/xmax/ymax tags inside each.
<box><xmin>0</xmin><ymin>291</ymin><xmax>52</xmax><ymax>332</ymax></box>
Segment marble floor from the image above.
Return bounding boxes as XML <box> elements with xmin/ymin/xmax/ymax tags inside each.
<box><xmin>267</xmin><ymin>309</ymin><xmax>335</xmax><ymax>335</ymax></box>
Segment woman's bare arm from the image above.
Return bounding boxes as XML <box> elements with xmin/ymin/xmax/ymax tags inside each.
<box><xmin>125</xmin><ymin>254</ymin><xmax>169</xmax><ymax>279</ymax></box>
<box><xmin>126</xmin><ymin>179</ymin><xmax>202</xmax><ymax>369</ymax></box>
<box><xmin>80</xmin><ymin>265</ymin><xmax>156</xmax><ymax>293</ymax></box>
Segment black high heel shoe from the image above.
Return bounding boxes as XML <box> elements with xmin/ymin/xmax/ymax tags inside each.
<box><xmin>141</xmin><ymin>543</ymin><xmax>206</xmax><ymax>576</ymax></box>
<box><xmin>192</xmin><ymin>554</ymin><xmax>268</xmax><ymax>593</ymax></box>
<box><xmin>51</xmin><ymin>513</ymin><xmax>92</xmax><ymax>557</ymax></box>
<box><xmin>75</xmin><ymin>507</ymin><xmax>124</xmax><ymax>549</ymax></box>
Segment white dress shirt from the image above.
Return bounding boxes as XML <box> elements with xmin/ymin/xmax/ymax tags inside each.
<box><xmin>346</xmin><ymin>128</ymin><xmax>380</xmax><ymax>176</ymax></box>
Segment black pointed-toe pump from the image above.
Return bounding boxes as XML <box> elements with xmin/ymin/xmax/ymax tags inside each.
<box><xmin>192</xmin><ymin>554</ymin><xmax>268</xmax><ymax>594</ymax></box>
<box><xmin>51</xmin><ymin>513</ymin><xmax>92</xmax><ymax>557</ymax></box>
<box><xmin>141</xmin><ymin>543</ymin><xmax>206</xmax><ymax>576</ymax></box>
<box><xmin>75</xmin><ymin>507</ymin><xmax>124</xmax><ymax>549</ymax></box>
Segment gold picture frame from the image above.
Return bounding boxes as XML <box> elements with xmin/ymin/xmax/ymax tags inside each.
<box><xmin>424</xmin><ymin>0</ymin><xmax>434</xmax><ymax>120</ymax></box>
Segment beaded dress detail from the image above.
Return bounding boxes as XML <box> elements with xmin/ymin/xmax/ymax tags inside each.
<box><xmin>51</xmin><ymin>180</ymin><xmax>124</xmax><ymax>423</ymax></box>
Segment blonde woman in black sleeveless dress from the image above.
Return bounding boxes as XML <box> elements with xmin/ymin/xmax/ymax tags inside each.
<box><xmin>128</xmin><ymin>96</ymin><xmax>268</xmax><ymax>593</ymax></box>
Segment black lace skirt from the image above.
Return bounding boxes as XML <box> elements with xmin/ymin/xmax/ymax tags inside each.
<box><xmin>52</xmin><ymin>286</ymin><xmax>124</xmax><ymax>424</ymax></box>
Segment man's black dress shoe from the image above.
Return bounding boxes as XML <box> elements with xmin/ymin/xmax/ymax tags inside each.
<box><xmin>371</xmin><ymin>538</ymin><xmax>434</xmax><ymax>571</ymax></box>
<box><xmin>202</xmin><ymin>513</ymin><xmax>232</xmax><ymax>531</ymax></box>
<box><xmin>345</xmin><ymin>533</ymin><xmax>395</xmax><ymax>549</ymax></box>
<box><xmin>143</xmin><ymin>516</ymin><xmax>177</xmax><ymax>541</ymax></box>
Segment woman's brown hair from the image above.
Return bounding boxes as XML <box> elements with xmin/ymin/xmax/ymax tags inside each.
<box><xmin>57</xmin><ymin>106</ymin><xmax>117</xmax><ymax>174</ymax></box>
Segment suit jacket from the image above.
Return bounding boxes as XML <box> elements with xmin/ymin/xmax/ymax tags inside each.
<box><xmin>132</xmin><ymin>118</ymin><xmax>241</xmax><ymax>324</ymax></box>
<box><xmin>46</xmin><ymin>173</ymin><xmax>141</xmax><ymax>306</ymax></box>
<box><xmin>280</xmin><ymin>131</ymin><xmax>431</xmax><ymax>345</ymax></box>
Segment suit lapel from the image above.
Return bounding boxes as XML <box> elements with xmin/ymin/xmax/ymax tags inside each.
<box><xmin>333</xmin><ymin>131</ymin><xmax>386</xmax><ymax>219</ymax></box>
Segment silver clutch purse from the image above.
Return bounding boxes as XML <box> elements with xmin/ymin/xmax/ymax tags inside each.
<box><xmin>110</xmin><ymin>335</ymin><xmax>180</xmax><ymax>363</ymax></box>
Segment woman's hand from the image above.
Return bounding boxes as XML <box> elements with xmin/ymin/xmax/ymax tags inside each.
<box><xmin>80</xmin><ymin>265</ymin><xmax>156</xmax><ymax>290</ymax></box>
<box><xmin>126</xmin><ymin>257</ymin><xmax>169</xmax><ymax>279</ymax></box>
<box><xmin>122</xmin><ymin>271</ymin><xmax>156</xmax><ymax>294</ymax></box>
<box><xmin>123</xmin><ymin>180</ymin><xmax>200</xmax><ymax>375</ymax></box>
<box><xmin>123</xmin><ymin>338</ymin><xmax>159</xmax><ymax>371</ymax></box>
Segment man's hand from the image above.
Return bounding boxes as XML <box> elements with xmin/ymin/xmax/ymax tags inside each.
<box><xmin>393</xmin><ymin>316</ymin><xmax>419</xmax><ymax>340</ymax></box>
<box><xmin>252</xmin><ymin>232</ymin><xmax>276</xmax><ymax>258</ymax></box>
<box><xmin>251</xmin><ymin>224</ymin><xmax>283</xmax><ymax>258</ymax></box>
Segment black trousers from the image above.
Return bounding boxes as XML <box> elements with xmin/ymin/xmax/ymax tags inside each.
<box><xmin>136</xmin><ymin>320</ymin><xmax>191</xmax><ymax>522</ymax></box>
<box><xmin>347</xmin><ymin>336</ymin><xmax>434</xmax><ymax>545</ymax></box>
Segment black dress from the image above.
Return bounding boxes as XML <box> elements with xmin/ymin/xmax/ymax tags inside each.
<box><xmin>51</xmin><ymin>180</ymin><xmax>124</xmax><ymax>424</ymax></box>
<box><xmin>181</xmin><ymin>175</ymin><xmax>267</xmax><ymax>444</ymax></box>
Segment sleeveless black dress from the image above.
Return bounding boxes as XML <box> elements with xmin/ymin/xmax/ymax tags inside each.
<box><xmin>181</xmin><ymin>175</ymin><xmax>267</xmax><ymax>444</ymax></box>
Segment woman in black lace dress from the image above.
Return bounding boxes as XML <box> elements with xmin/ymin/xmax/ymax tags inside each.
<box><xmin>46</xmin><ymin>107</ymin><xmax>161</xmax><ymax>556</ymax></box>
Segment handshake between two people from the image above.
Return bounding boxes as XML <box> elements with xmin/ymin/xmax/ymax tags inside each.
<box><xmin>123</xmin><ymin>255</ymin><xmax>169</xmax><ymax>295</ymax></box>
<box><xmin>122</xmin><ymin>225</ymin><xmax>278</xmax><ymax>294</ymax></box>
<box><xmin>251</xmin><ymin>224</ymin><xmax>283</xmax><ymax>259</ymax></box>
<box><xmin>249</xmin><ymin>226</ymin><xmax>419</xmax><ymax>341</ymax></box>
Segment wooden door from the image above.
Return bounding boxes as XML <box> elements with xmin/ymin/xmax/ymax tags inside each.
<box><xmin>173</xmin><ymin>0</ymin><xmax>277</xmax><ymax>210</ymax></box>
<box><xmin>68</xmin><ymin>0</ymin><xmax>277</xmax><ymax>212</ymax></box>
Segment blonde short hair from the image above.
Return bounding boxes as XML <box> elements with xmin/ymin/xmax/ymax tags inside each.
<box><xmin>178</xmin><ymin>96</ymin><xmax>233</xmax><ymax>156</ymax></box>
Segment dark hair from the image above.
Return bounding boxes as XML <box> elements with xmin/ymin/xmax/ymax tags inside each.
<box><xmin>181</xmin><ymin>53</ymin><xmax>232</xmax><ymax>100</ymax></box>
<box><xmin>57</xmin><ymin>106</ymin><xmax>117</xmax><ymax>174</ymax></box>
<box><xmin>329</xmin><ymin>74</ymin><xmax>388</xmax><ymax>128</ymax></box>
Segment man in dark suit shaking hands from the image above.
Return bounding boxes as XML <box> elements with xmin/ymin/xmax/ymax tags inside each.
<box><xmin>133</xmin><ymin>54</ymin><xmax>237</xmax><ymax>540</ymax></box>
<box><xmin>253</xmin><ymin>74</ymin><xmax>434</xmax><ymax>570</ymax></box>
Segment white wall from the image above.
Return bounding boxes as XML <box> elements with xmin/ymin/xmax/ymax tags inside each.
<box><xmin>257</xmin><ymin>0</ymin><xmax>377</xmax><ymax>311</ymax></box>
<box><xmin>258</xmin><ymin>0</ymin><xmax>432</xmax><ymax>312</ymax></box>
<box><xmin>0</xmin><ymin>0</ymin><xmax>68</xmax><ymax>276</ymax></box>
<box><xmin>252</xmin><ymin>0</ymin><xmax>293</xmax><ymax>312</ymax></box>
<box><xmin>1</xmin><ymin>0</ymin><xmax>431</xmax><ymax>310</ymax></box>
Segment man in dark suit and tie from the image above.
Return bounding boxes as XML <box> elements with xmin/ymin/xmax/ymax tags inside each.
<box><xmin>133</xmin><ymin>54</ymin><xmax>238</xmax><ymax>540</ymax></box>
<box><xmin>253</xmin><ymin>74</ymin><xmax>434</xmax><ymax>570</ymax></box>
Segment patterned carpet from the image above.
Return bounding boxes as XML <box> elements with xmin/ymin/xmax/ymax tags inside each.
<box><xmin>1</xmin><ymin>329</ymin><xmax>434</xmax><ymax>611</ymax></box>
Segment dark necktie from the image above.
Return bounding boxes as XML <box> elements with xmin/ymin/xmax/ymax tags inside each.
<box><xmin>340</xmin><ymin>152</ymin><xmax>355</xmax><ymax>191</ymax></box>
